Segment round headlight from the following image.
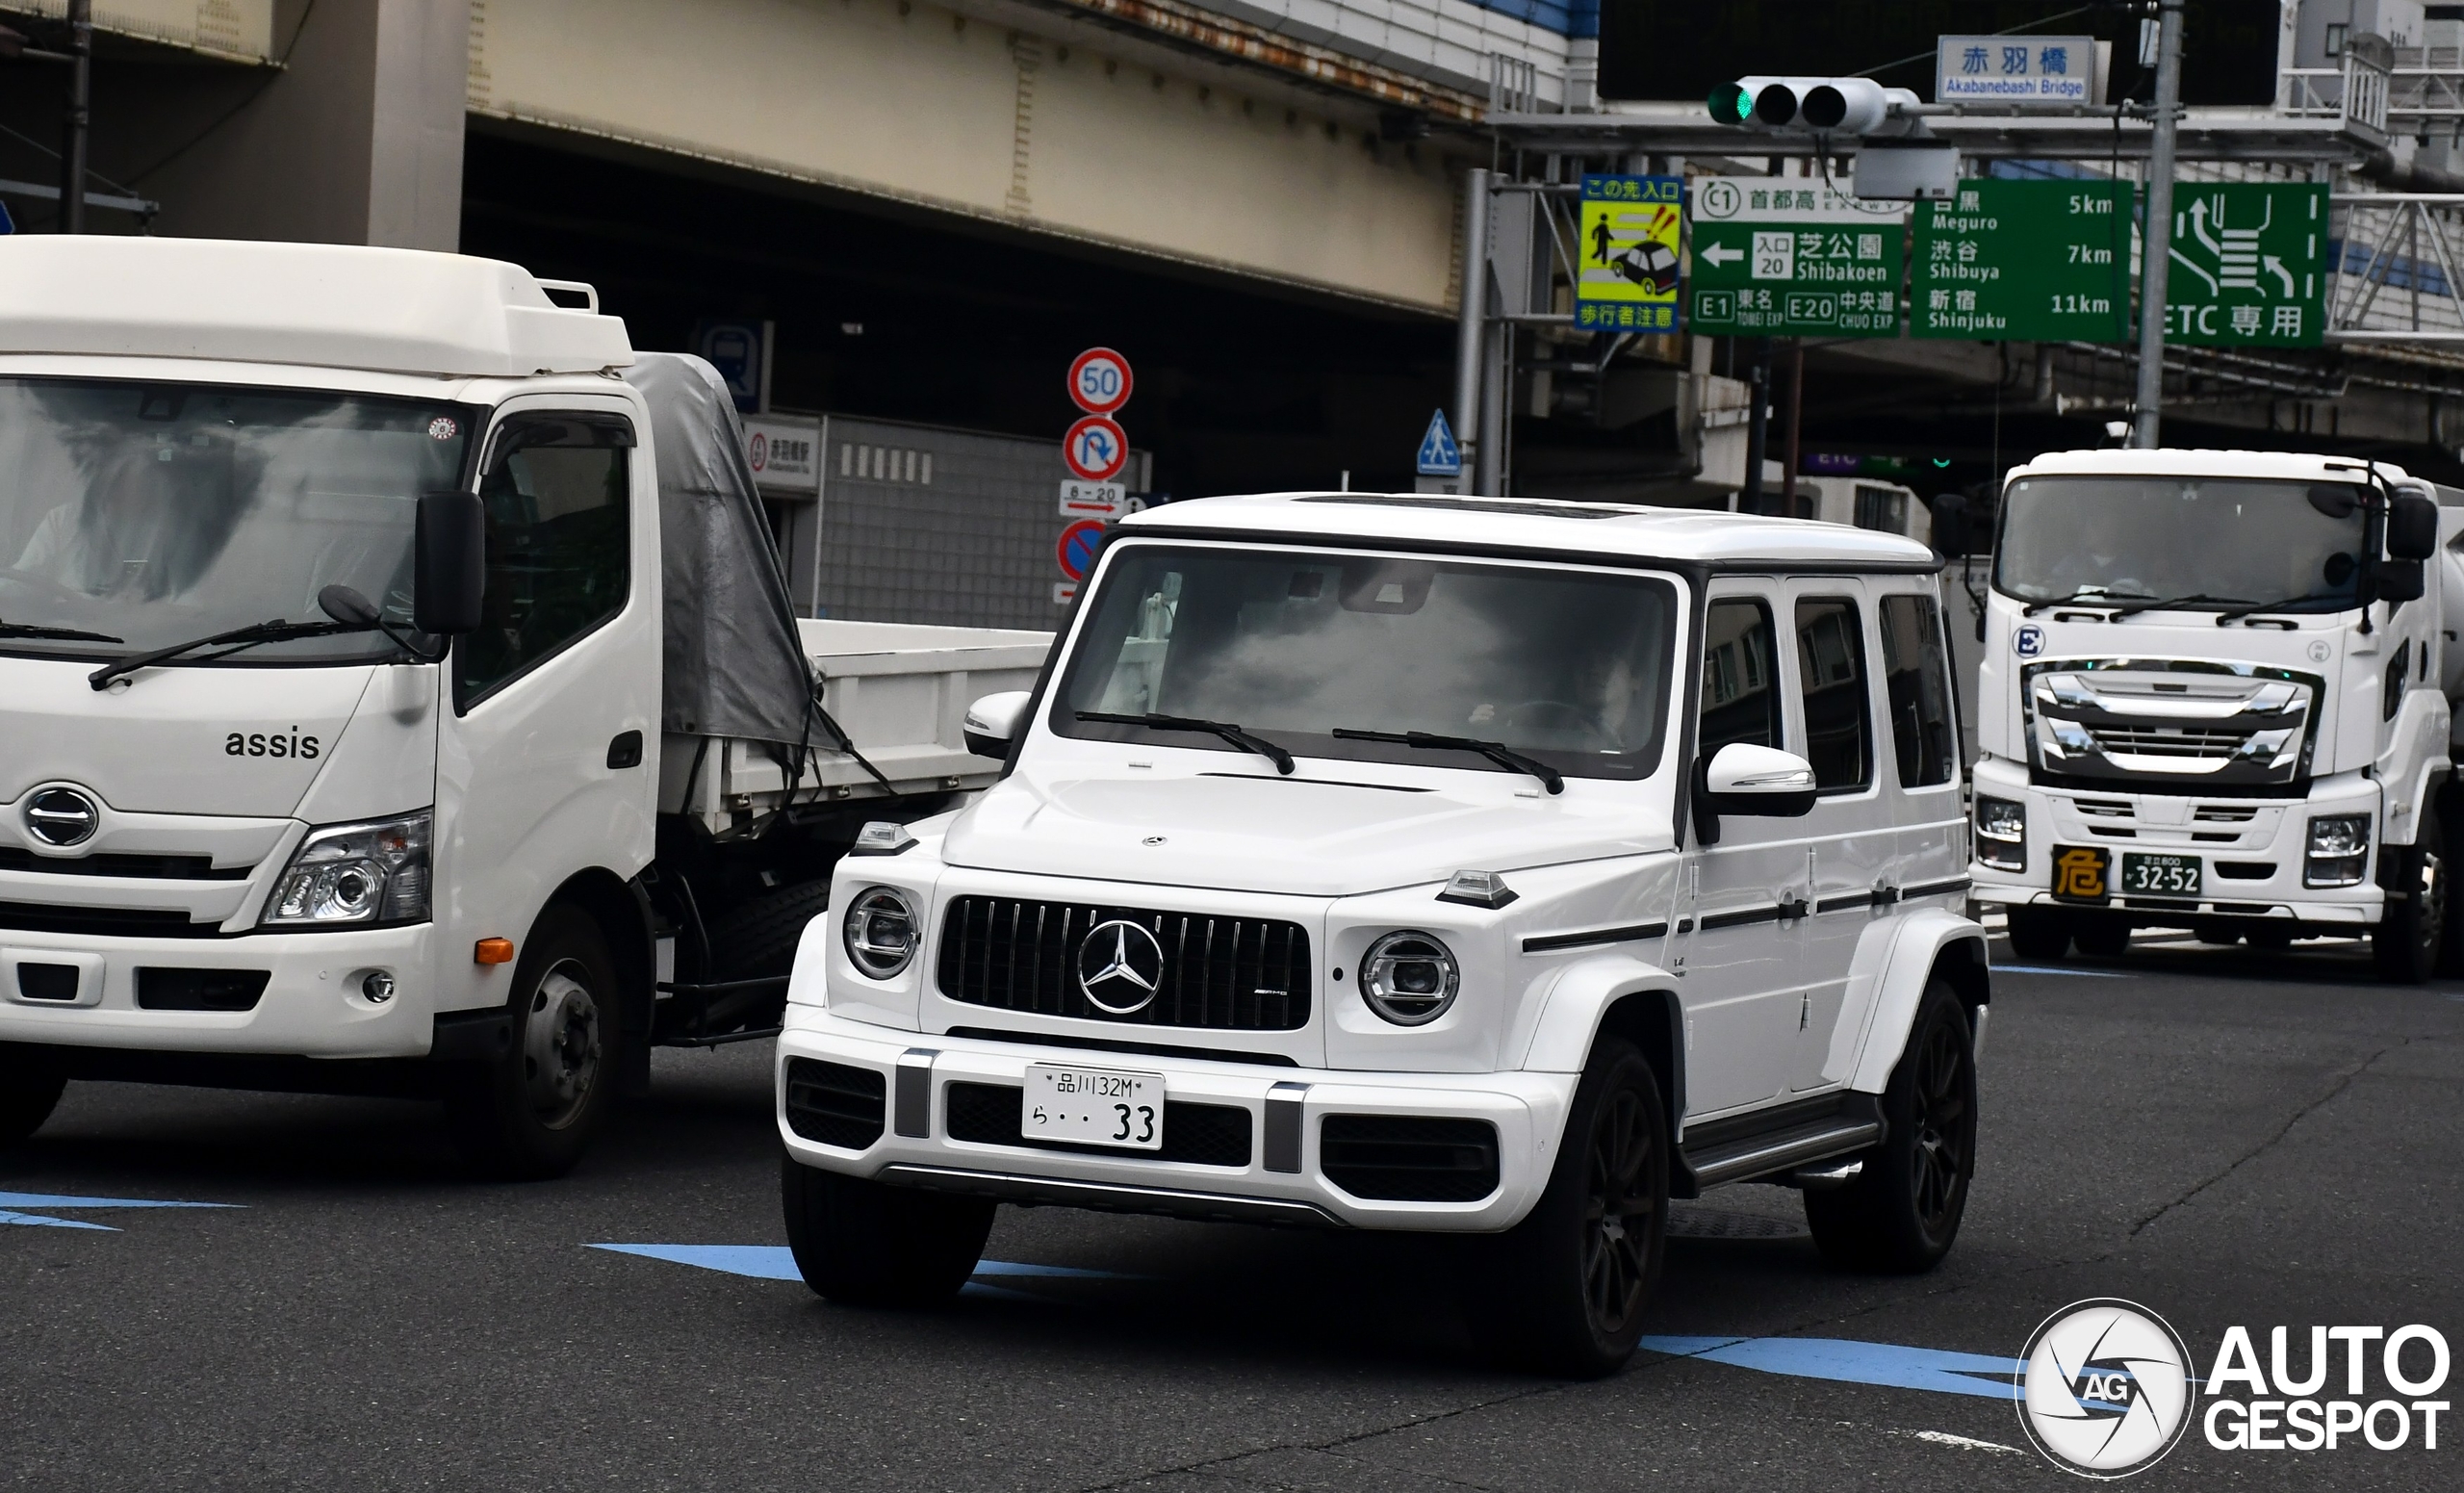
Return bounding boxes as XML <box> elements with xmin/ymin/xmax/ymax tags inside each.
<box><xmin>842</xmin><ymin>887</ymin><xmax>918</xmax><ymax>979</ymax></box>
<box><xmin>1358</xmin><ymin>931</ymin><xmax>1459</xmax><ymax>1026</ymax></box>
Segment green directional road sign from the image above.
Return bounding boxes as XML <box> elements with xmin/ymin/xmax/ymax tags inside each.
<box><xmin>2163</xmin><ymin>182</ymin><xmax>2327</xmax><ymax>348</ymax></box>
<box><xmin>1687</xmin><ymin>176</ymin><xmax>1905</xmax><ymax>337</ymax></box>
<box><xmin>1912</xmin><ymin>178</ymin><xmax>2134</xmax><ymax>342</ymax></box>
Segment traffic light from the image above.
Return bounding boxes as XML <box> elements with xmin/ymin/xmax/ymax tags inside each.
<box><xmin>1708</xmin><ymin>76</ymin><xmax>1920</xmax><ymax>135</ymax></box>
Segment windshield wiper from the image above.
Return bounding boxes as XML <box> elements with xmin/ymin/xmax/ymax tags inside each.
<box><xmin>1331</xmin><ymin>728</ymin><xmax>1565</xmax><ymax>795</ymax></box>
<box><xmin>2020</xmin><ymin>588</ymin><xmax>2154</xmax><ymax>617</ymax></box>
<box><xmin>0</xmin><ymin>619</ymin><xmax>123</xmax><ymax>643</ymax></box>
<box><xmin>2212</xmin><ymin>592</ymin><xmax>2353</xmax><ymax>626</ymax></box>
<box><xmin>2102</xmin><ymin>592</ymin><xmax>2254</xmax><ymax>618</ymax></box>
<box><xmin>1075</xmin><ymin>710</ymin><xmax>1296</xmax><ymax>775</ymax></box>
<box><xmin>89</xmin><ymin>617</ymin><xmax>368</xmax><ymax>691</ymax></box>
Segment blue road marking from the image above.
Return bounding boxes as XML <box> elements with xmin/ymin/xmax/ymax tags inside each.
<box><xmin>1637</xmin><ymin>1335</ymin><xmax>2023</xmax><ymax>1400</ymax></box>
<box><xmin>0</xmin><ymin>1191</ymin><xmax>239</xmax><ymax>1229</ymax></box>
<box><xmin>588</xmin><ymin>1244</ymin><xmax>1137</xmax><ymax>1286</ymax></box>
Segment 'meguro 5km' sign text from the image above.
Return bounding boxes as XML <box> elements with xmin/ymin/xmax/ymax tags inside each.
<box><xmin>1689</xmin><ymin>175</ymin><xmax>1905</xmax><ymax>337</ymax></box>
<box><xmin>1575</xmin><ymin>174</ymin><xmax>1683</xmax><ymax>333</ymax></box>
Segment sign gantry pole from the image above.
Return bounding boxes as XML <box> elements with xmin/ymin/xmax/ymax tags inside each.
<box><xmin>2134</xmin><ymin>0</ymin><xmax>2187</xmax><ymax>449</ymax></box>
<box><xmin>58</xmin><ymin>0</ymin><xmax>90</xmax><ymax>234</ymax></box>
<box><xmin>1453</xmin><ymin>167</ymin><xmax>1491</xmax><ymax>493</ymax></box>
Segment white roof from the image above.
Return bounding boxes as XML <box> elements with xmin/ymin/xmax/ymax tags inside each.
<box><xmin>1118</xmin><ymin>492</ymin><xmax>1939</xmax><ymax>567</ymax></box>
<box><xmin>2009</xmin><ymin>447</ymin><xmax>2417</xmax><ymax>485</ymax></box>
<box><xmin>0</xmin><ymin>236</ymin><xmax>633</xmax><ymax>378</ymax></box>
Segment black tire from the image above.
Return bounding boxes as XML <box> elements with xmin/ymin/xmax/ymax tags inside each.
<box><xmin>2072</xmin><ymin>916</ymin><xmax>2131</xmax><ymax>959</ymax></box>
<box><xmin>0</xmin><ymin>1043</ymin><xmax>66</xmax><ymax>1148</ymax></box>
<box><xmin>444</xmin><ymin>905</ymin><xmax>623</xmax><ymax>1179</ymax></box>
<box><xmin>1464</xmin><ymin>1038</ymin><xmax>1669</xmax><ymax>1378</ymax></box>
<box><xmin>2005</xmin><ymin>908</ymin><xmax>2070</xmax><ymax>962</ymax></box>
<box><xmin>781</xmin><ymin>1151</ymin><xmax>994</xmax><ymax>1306</ymax></box>
<box><xmin>1805</xmin><ymin>981</ymin><xmax>1976</xmax><ymax>1274</ymax></box>
<box><xmin>2246</xmin><ymin>923</ymin><xmax>2296</xmax><ymax>951</ymax></box>
<box><xmin>2442</xmin><ymin>803</ymin><xmax>2464</xmax><ymax>979</ymax></box>
<box><xmin>2376</xmin><ymin>819</ymin><xmax>2449</xmax><ymax>985</ymax></box>
<box><xmin>693</xmin><ymin>880</ymin><xmax>830</xmax><ymax>1035</ymax></box>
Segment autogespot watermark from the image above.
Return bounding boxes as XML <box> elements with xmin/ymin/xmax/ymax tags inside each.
<box><xmin>2015</xmin><ymin>1298</ymin><xmax>2451</xmax><ymax>1478</ymax></box>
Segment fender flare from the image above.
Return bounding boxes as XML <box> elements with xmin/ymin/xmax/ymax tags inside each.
<box><xmin>1846</xmin><ymin>909</ymin><xmax>1990</xmax><ymax>1094</ymax></box>
<box><xmin>1516</xmin><ymin>951</ymin><xmax>1685</xmax><ymax>1138</ymax></box>
<box><xmin>2388</xmin><ymin>696</ymin><xmax>2452</xmax><ymax>847</ymax></box>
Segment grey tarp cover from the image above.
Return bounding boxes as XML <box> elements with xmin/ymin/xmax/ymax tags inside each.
<box><xmin>620</xmin><ymin>352</ymin><xmax>814</xmax><ymax>746</ymax></box>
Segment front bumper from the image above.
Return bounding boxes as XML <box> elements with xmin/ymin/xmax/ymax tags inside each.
<box><xmin>1966</xmin><ymin>760</ymin><xmax>2383</xmax><ymax>927</ymax></box>
<box><xmin>776</xmin><ymin>1008</ymin><xmax>1572</xmax><ymax>1232</ymax></box>
<box><xmin>0</xmin><ymin>923</ymin><xmax>440</xmax><ymax>1058</ymax></box>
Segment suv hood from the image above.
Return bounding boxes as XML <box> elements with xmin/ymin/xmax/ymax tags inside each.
<box><xmin>940</xmin><ymin>768</ymin><xmax>1675</xmax><ymax>896</ymax></box>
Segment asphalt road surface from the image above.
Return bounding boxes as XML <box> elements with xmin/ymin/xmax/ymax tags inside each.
<box><xmin>6</xmin><ymin>932</ymin><xmax>2459</xmax><ymax>1491</ymax></box>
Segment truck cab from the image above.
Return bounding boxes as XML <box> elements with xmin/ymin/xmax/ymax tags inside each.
<box><xmin>0</xmin><ymin>237</ymin><xmax>1034</xmax><ymax>1172</ymax></box>
<box><xmin>1967</xmin><ymin>449</ymin><xmax>2460</xmax><ymax>977</ymax></box>
<box><xmin>773</xmin><ymin>492</ymin><xmax>1989</xmax><ymax>1377</ymax></box>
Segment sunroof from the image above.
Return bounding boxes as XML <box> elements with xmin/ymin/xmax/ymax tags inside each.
<box><xmin>1296</xmin><ymin>495</ymin><xmax>1639</xmax><ymax>520</ymax></box>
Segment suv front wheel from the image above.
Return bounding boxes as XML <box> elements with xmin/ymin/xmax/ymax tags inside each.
<box><xmin>1804</xmin><ymin>980</ymin><xmax>1976</xmax><ymax>1273</ymax></box>
<box><xmin>782</xmin><ymin>1153</ymin><xmax>995</xmax><ymax>1306</ymax></box>
<box><xmin>1464</xmin><ymin>1037</ymin><xmax>1669</xmax><ymax>1377</ymax></box>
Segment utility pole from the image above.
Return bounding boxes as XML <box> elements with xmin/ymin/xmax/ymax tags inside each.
<box><xmin>1452</xmin><ymin>167</ymin><xmax>1491</xmax><ymax>494</ymax></box>
<box><xmin>2132</xmin><ymin>0</ymin><xmax>2185</xmax><ymax>449</ymax></box>
<box><xmin>58</xmin><ymin>0</ymin><xmax>92</xmax><ymax>234</ymax></box>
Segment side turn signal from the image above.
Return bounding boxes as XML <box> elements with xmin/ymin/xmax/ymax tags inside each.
<box><xmin>474</xmin><ymin>938</ymin><xmax>515</xmax><ymax>965</ymax></box>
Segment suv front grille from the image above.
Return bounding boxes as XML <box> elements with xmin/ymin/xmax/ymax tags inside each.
<box><xmin>937</xmin><ymin>896</ymin><xmax>1311</xmax><ymax>1031</ymax></box>
<box><xmin>943</xmin><ymin>1080</ymin><xmax>1252</xmax><ymax>1167</ymax></box>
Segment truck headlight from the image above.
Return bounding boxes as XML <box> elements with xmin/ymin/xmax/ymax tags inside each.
<box><xmin>1974</xmin><ymin>795</ymin><xmax>2025</xmax><ymax>871</ymax></box>
<box><xmin>842</xmin><ymin>887</ymin><xmax>918</xmax><ymax>979</ymax></box>
<box><xmin>261</xmin><ymin>811</ymin><xmax>431</xmax><ymax>928</ymax></box>
<box><xmin>1359</xmin><ymin>931</ymin><xmax>1459</xmax><ymax>1025</ymax></box>
<box><xmin>2305</xmin><ymin>814</ymin><xmax>2372</xmax><ymax>888</ymax></box>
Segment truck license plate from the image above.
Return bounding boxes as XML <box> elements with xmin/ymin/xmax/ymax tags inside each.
<box><xmin>1024</xmin><ymin>1064</ymin><xmax>1164</xmax><ymax>1151</ymax></box>
<box><xmin>2120</xmin><ymin>852</ymin><xmax>2202</xmax><ymax>897</ymax></box>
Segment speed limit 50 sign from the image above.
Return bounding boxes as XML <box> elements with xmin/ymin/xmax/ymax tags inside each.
<box><xmin>1067</xmin><ymin>348</ymin><xmax>1133</xmax><ymax>416</ymax></box>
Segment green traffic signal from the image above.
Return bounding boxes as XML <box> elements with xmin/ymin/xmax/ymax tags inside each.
<box><xmin>1708</xmin><ymin>82</ymin><xmax>1753</xmax><ymax>126</ymax></box>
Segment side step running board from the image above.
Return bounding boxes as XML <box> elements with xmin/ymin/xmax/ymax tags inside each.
<box><xmin>1680</xmin><ymin>1093</ymin><xmax>1886</xmax><ymax>1191</ymax></box>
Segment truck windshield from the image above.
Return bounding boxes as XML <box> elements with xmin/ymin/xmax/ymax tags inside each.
<box><xmin>1057</xmin><ymin>545</ymin><xmax>1679</xmax><ymax>782</ymax></box>
<box><xmin>0</xmin><ymin>376</ymin><xmax>472</xmax><ymax>663</ymax></box>
<box><xmin>1994</xmin><ymin>475</ymin><xmax>2368</xmax><ymax>613</ymax></box>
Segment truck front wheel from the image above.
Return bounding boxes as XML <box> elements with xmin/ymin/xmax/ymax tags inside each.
<box><xmin>2374</xmin><ymin>821</ymin><xmax>2450</xmax><ymax>985</ymax></box>
<box><xmin>2005</xmin><ymin>907</ymin><xmax>2071</xmax><ymax>962</ymax></box>
<box><xmin>0</xmin><ymin>1043</ymin><xmax>65</xmax><ymax>1147</ymax></box>
<box><xmin>1463</xmin><ymin>1037</ymin><xmax>1669</xmax><ymax>1377</ymax></box>
<box><xmin>444</xmin><ymin>906</ymin><xmax>621</xmax><ymax>1178</ymax></box>
<box><xmin>781</xmin><ymin>1153</ymin><xmax>994</xmax><ymax>1306</ymax></box>
<box><xmin>1804</xmin><ymin>980</ymin><xmax>1976</xmax><ymax>1273</ymax></box>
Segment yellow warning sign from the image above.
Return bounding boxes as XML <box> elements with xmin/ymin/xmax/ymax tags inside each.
<box><xmin>1576</xmin><ymin>173</ymin><xmax>1683</xmax><ymax>333</ymax></box>
<box><xmin>2052</xmin><ymin>845</ymin><xmax>2111</xmax><ymax>902</ymax></box>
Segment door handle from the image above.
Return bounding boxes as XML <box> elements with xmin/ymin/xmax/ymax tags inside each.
<box><xmin>606</xmin><ymin>730</ymin><xmax>643</xmax><ymax>769</ymax></box>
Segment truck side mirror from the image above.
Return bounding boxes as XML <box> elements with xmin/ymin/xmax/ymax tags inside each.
<box><xmin>2387</xmin><ymin>492</ymin><xmax>2440</xmax><ymax>561</ymax></box>
<box><xmin>2377</xmin><ymin>558</ymin><xmax>2427</xmax><ymax>604</ymax></box>
<box><xmin>1927</xmin><ymin>494</ymin><xmax>1970</xmax><ymax>557</ymax></box>
<box><xmin>414</xmin><ymin>491</ymin><xmax>485</xmax><ymax>635</ymax></box>
<box><xmin>1702</xmin><ymin>742</ymin><xmax>1817</xmax><ymax>816</ymax></box>
<box><xmin>962</xmin><ymin>690</ymin><xmax>1032</xmax><ymax>759</ymax></box>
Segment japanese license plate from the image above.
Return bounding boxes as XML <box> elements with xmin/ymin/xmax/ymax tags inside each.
<box><xmin>2050</xmin><ymin>844</ymin><xmax>2112</xmax><ymax>903</ymax></box>
<box><xmin>2120</xmin><ymin>852</ymin><xmax>2202</xmax><ymax>897</ymax></box>
<box><xmin>1024</xmin><ymin>1064</ymin><xmax>1164</xmax><ymax>1151</ymax></box>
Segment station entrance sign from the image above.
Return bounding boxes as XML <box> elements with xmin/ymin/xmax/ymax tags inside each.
<box><xmin>1688</xmin><ymin>176</ymin><xmax>1905</xmax><ymax>337</ymax></box>
<box><xmin>1912</xmin><ymin>179</ymin><xmax>2133</xmax><ymax>342</ymax></box>
<box><xmin>2162</xmin><ymin>183</ymin><xmax>2326</xmax><ymax>348</ymax></box>
<box><xmin>1575</xmin><ymin>174</ymin><xmax>1683</xmax><ymax>333</ymax></box>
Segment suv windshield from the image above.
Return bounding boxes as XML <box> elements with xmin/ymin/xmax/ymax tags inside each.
<box><xmin>1994</xmin><ymin>475</ymin><xmax>2368</xmax><ymax>612</ymax></box>
<box><xmin>0</xmin><ymin>377</ymin><xmax>473</xmax><ymax>662</ymax></box>
<box><xmin>1057</xmin><ymin>545</ymin><xmax>1679</xmax><ymax>782</ymax></box>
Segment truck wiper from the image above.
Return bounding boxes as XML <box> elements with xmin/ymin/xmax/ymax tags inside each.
<box><xmin>2212</xmin><ymin>591</ymin><xmax>2352</xmax><ymax>626</ymax></box>
<box><xmin>0</xmin><ymin>619</ymin><xmax>123</xmax><ymax>642</ymax></box>
<box><xmin>2020</xmin><ymin>588</ymin><xmax>2154</xmax><ymax>616</ymax></box>
<box><xmin>1075</xmin><ymin>710</ymin><xmax>1296</xmax><ymax>775</ymax></box>
<box><xmin>2102</xmin><ymin>592</ymin><xmax>2254</xmax><ymax>617</ymax></box>
<box><xmin>1331</xmin><ymin>727</ymin><xmax>1565</xmax><ymax>795</ymax></box>
<box><xmin>89</xmin><ymin>616</ymin><xmax>368</xmax><ymax>691</ymax></box>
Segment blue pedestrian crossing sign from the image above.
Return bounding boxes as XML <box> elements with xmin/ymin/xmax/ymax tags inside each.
<box><xmin>1416</xmin><ymin>409</ymin><xmax>1462</xmax><ymax>476</ymax></box>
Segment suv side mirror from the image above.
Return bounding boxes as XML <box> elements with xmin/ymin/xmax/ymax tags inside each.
<box><xmin>963</xmin><ymin>690</ymin><xmax>1032</xmax><ymax>759</ymax></box>
<box><xmin>414</xmin><ymin>491</ymin><xmax>485</xmax><ymax>635</ymax></box>
<box><xmin>1703</xmin><ymin>742</ymin><xmax>1817</xmax><ymax>816</ymax></box>
<box><xmin>2387</xmin><ymin>491</ymin><xmax>2440</xmax><ymax>561</ymax></box>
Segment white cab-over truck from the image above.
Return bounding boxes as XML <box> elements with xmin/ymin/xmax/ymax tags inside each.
<box><xmin>1967</xmin><ymin>448</ymin><xmax>2464</xmax><ymax>979</ymax></box>
<box><xmin>0</xmin><ymin>237</ymin><xmax>1044</xmax><ymax>1173</ymax></box>
<box><xmin>774</xmin><ymin>492</ymin><xmax>1990</xmax><ymax>1377</ymax></box>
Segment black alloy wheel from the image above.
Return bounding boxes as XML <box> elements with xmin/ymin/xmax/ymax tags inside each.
<box><xmin>1582</xmin><ymin>1079</ymin><xmax>1660</xmax><ymax>1336</ymax></box>
<box><xmin>1805</xmin><ymin>980</ymin><xmax>1977</xmax><ymax>1273</ymax></box>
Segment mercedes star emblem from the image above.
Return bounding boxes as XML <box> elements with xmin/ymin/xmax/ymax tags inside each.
<box><xmin>24</xmin><ymin>785</ymin><xmax>100</xmax><ymax>847</ymax></box>
<box><xmin>1076</xmin><ymin>918</ymin><xmax>1166</xmax><ymax>1015</ymax></box>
